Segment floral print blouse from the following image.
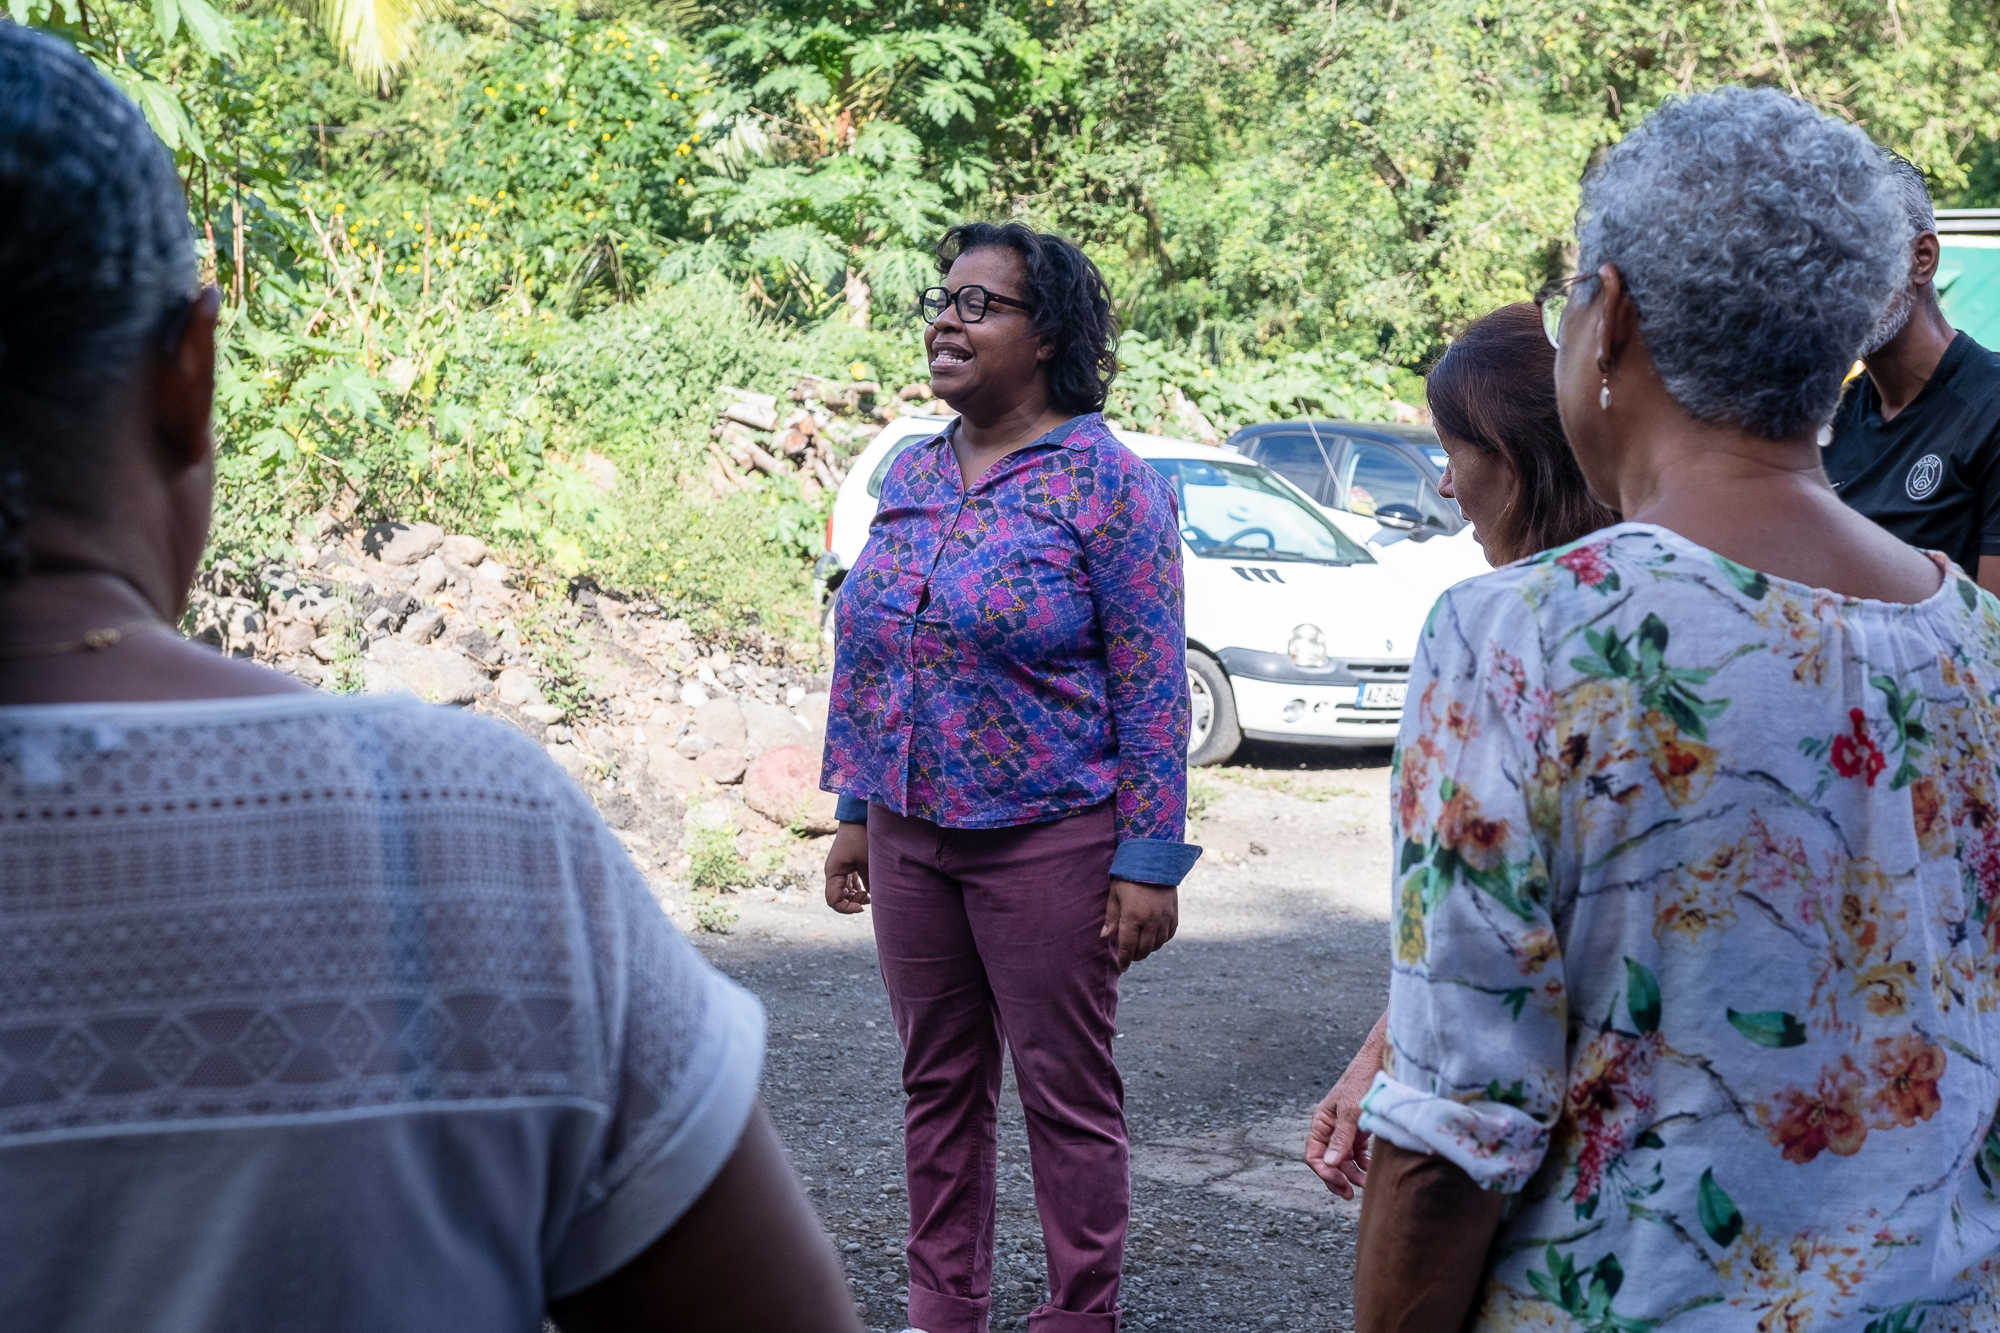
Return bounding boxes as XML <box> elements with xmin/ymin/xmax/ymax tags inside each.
<box><xmin>1359</xmin><ymin>522</ymin><xmax>2000</xmax><ymax>1330</ymax></box>
<box><xmin>821</xmin><ymin>414</ymin><xmax>1199</xmax><ymax>884</ymax></box>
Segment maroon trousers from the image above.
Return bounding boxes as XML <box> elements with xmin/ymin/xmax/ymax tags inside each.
<box><xmin>868</xmin><ymin>801</ymin><xmax>1127</xmax><ymax>1333</ymax></box>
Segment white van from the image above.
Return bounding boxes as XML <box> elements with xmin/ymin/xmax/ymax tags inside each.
<box><xmin>816</xmin><ymin>416</ymin><xmax>1429</xmax><ymax>765</ymax></box>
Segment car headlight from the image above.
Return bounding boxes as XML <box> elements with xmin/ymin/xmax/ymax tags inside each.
<box><xmin>1287</xmin><ymin>623</ymin><xmax>1328</xmax><ymax>669</ymax></box>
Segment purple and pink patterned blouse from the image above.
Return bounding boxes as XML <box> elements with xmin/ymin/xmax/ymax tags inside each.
<box><xmin>821</xmin><ymin>413</ymin><xmax>1201</xmax><ymax>886</ymax></box>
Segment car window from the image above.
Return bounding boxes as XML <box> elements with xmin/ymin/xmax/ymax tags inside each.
<box><xmin>866</xmin><ymin>430</ymin><xmax>935</xmax><ymax>498</ymax></box>
<box><xmin>1244</xmin><ymin>433</ymin><xmax>1336</xmax><ymax>503</ymax></box>
<box><xmin>1147</xmin><ymin>457</ymin><xmax>1373</xmax><ymax>565</ymax></box>
<box><xmin>1336</xmin><ymin>441</ymin><xmax>1426</xmax><ymax>518</ymax></box>
<box><xmin>1419</xmin><ymin>480</ymin><xmax>1459</xmax><ymax>529</ymax></box>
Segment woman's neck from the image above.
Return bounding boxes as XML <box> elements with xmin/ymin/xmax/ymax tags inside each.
<box><xmin>1614</xmin><ymin>424</ymin><xmax>1942</xmax><ymax>604</ymax></box>
<box><xmin>0</xmin><ymin>569</ymin><xmax>164</xmax><ymax>646</ymax></box>
<box><xmin>948</xmin><ymin>399</ymin><xmax>1077</xmax><ymax>489</ymax></box>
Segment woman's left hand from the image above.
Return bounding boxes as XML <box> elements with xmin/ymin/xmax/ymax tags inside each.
<box><xmin>1307</xmin><ymin>1009</ymin><xmax>1388</xmax><ymax>1200</ymax></box>
<box><xmin>1101</xmin><ymin>878</ymin><xmax>1178</xmax><ymax>972</ymax></box>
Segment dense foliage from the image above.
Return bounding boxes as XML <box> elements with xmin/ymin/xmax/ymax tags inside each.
<box><xmin>19</xmin><ymin>0</ymin><xmax>2000</xmax><ymax>632</ymax></box>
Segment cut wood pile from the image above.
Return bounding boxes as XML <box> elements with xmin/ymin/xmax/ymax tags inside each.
<box><xmin>704</xmin><ymin>375</ymin><xmax>938</xmax><ymax>498</ymax></box>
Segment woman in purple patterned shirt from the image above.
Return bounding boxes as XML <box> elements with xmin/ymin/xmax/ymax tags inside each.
<box><xmin>819</xmin><ymin>222</ymin><xmax>1202</xmax><ymax>1333</ymax></box>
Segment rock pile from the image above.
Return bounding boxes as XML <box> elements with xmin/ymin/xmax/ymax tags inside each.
<box><xmin>188</xmin><ymin>515</ymin><xmax>840</xmax><ymax>904</ymax></box>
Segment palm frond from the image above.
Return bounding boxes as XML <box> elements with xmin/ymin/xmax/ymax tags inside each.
<box><xmin>305</xmin><ymin>0</ymin><xmax>455</xmax><ymax>94</ymax></box>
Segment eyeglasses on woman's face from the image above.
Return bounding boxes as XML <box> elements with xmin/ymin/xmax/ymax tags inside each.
<box><xmin>919</xmin><ymin>284</ymin><xmax>1034</xmax><ymax>325</ymax></box>
<box><xmin>1535</xmin><ymin>275</ymin><xmax>1595</xmax><ymax>349</ymax></box>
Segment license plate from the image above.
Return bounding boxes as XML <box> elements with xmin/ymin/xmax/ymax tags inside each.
<box><xmin>1360</xmin><ymin>683</ymin><xmax>1407</xmax><ymax>710</ymax></box>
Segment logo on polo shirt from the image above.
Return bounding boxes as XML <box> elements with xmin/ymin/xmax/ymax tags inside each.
<box><xmin>1907</xmin><ymin>454</ymin><xmax>1944</xmax><ymax>500</ymax></box>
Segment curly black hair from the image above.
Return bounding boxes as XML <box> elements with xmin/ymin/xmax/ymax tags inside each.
<box><xmin>934</xmin><ymin>222</ymin><xmax>1118</xmax><ymax>414</ymax></box>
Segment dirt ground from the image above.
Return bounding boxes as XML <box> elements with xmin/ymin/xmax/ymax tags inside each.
<box><xmin>683</xmin><ymin>742</ymin><xmax>1397</xmax><ymax>1333</ymax></box>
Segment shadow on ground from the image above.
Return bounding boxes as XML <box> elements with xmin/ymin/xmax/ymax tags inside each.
<box><xmin>704</xmin><ymin>860</ymin><xmax>1392</xmax><ymax>1320</ymax></box>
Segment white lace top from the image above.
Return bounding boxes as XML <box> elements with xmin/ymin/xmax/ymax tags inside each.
<box><xmin>0</xmin><ymin>693</ymin><xmax>763</xmax><ymax>1331</ymax></box>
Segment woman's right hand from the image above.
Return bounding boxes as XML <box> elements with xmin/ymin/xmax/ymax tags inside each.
<box><xmin>1306</xmin><ymin>1008</ymin><xmax>1389</xmax><ymax>1200</ymax></box>
<box><xmin>823</xmin><ymin>821</ymin><xmax>870</xmax><ymax>914</ymax></box>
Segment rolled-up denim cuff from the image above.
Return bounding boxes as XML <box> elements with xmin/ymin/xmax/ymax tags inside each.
<box><xmin>833</xmin><ymin>795</ymin><xmax>870</xmax><ymax>824</ymax></box>
<box><xmin>1109</xmin><ymin>837</ymin><xmax>1203</xmax><ymax>887</ymax></box>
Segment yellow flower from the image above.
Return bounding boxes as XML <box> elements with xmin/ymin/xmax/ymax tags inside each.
<box><xmin>1912</xmin><ymin>776</ymin><xmax>1953</xmax><ymax>860</ymax></box>
<box><xmin>1517</xmin><ymin>928</ymin><xmax>1559</xmax><ymax>974</ymax></box>
<box><xmin>1395</xmin><ymin>877</ymin><xmax>1427</xmax><ymax>964</ymax></box>
<box><xmin>1852</xmin><ymin>960</ymin><xmax>1918</xmax><ymax>1017</ymax></box>
<box><xmin>1654</xmin><ymin>870</ymin><xmax>1738</xmax><ymax>944</ymax></box>
<box><xmin>1641</xmin><ymin>710</ymin><xmax>1717</xmax><ymax>809</ymax></box>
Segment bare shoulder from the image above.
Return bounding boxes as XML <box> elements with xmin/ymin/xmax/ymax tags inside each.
<box><xmin>0</xmin><ymin>632</ymin><xmax>314</xmax><ymax>705</ymax></box>
<box><xmin>172</xmin><ymin>642</ymin><xmax>321</xmax><ymax>697</ymax></box>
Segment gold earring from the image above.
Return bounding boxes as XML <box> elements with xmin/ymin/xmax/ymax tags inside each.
<box><xmin>1599</xmin><ymin>378</ymin><xmax>1611</xmax><ymax>411</ymax></box>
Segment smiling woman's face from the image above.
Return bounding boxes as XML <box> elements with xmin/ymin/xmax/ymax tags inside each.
<box><xmin>924</xmin><ymin>247</ymin><xmax>1049</xmax><ymax>414</ymax></box>
<box><xmin>1436</xmin><ymin>429</ymin><xmax>1522</xmax><ymax>567</ymax></box>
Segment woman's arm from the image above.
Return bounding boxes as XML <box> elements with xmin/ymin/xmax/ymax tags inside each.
<box><xmin>1306</xmin><ymin>1007</ymin><xmax>1389</xmax><ymax>1198</ymax></box>
<box><xmin>1354</xmin><ymin>1141</ymin><xmax>1505</xmax><ymax>1332</ymax></box>
<box><xmin>548</xmin><ymin>1103</ymin><xmax>864</xmax><ymax>1333</ymax></box>
<box><xmin>1081</xmin><ymin>456</ymin><xmax>1200</xmax><ymax>873</ymax></box>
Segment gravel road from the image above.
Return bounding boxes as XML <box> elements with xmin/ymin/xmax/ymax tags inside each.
<box><xmin>685</xmin><ymin>744</ymin><xmax>1396</xmax><ymax>1333</ymax></box>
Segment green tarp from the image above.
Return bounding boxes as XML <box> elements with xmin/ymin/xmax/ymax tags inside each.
<box><xmin>1939</xmin><ymin>236</ymin><xmax>2000</xmax><ymax>350</ymax></box>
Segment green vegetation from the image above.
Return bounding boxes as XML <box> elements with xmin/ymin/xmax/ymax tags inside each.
<box><xmin>688</xmin><ymin>822</ymin><xmax>755</xmax><ymax>890</ymax></box>
<box><xmin>20</xmin><ymin>0</ymin><xmax>2000</xmax><ymax>631</ymax></box>
<box><xmin>1211</xmin><ymin>769</ymin><xmax>1363</xmax><ymax>804</ymax></box>
<box><xmin>690</xmin><ymin>891</ymin><xmax>741</xmax><ymax>931</ymax></box>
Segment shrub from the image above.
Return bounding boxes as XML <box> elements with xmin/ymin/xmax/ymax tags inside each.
<box><xmin>688</xmin><ymin>824</ymin><xmax>755</xmax><ymax>892</ymax></box>
<box><xmin>691</xmin><ymin>892</ymin><xmax>740</xmax><ymax>933</ymax></box>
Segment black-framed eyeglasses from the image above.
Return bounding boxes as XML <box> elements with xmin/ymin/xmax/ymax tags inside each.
<box><xmin>1534</xmin><ymin>274</ymin><xmax>1596</xmax><ymax>349</ymax></box>
<box><xmin>920</xmin><ymin>284</ymin><xmax>1034</xmax><ymax>325</ymax></box>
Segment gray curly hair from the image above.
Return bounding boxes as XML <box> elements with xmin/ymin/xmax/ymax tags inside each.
<box><xmin>0</xmin><ymin>23</ymin><xmax>197</xmax><ymax>578</ymax></box>
<box><xmin>1576</xmin><ymin>87</ymin><xmax>1909</xmax><ymax>440</ymax></box>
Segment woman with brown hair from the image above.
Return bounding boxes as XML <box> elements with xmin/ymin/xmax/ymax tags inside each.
<box><xmin>1303</xmin><ymin>299</ymin><xmax>1617</xmax><ymax>1199</ymax></box>
<box><xmin>1430</xmin><ymin>300</ymin><xmax>1617</xmax><ymax>568</ymax></box>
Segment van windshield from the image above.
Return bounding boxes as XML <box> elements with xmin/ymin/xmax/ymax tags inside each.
<box><xmin>1147</xmin><ymin>457</ymin><xmax>1373</xmax><ymax>566</ymax></box>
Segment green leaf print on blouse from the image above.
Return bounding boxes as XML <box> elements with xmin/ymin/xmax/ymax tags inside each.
<box><xmin>1864</xmin><ymin>1302</ymin><xmax>1930</xmax><ymax>1333</ymax></box>
<box><xmin>1871</xmin><ymin>675</ymin><xmax>1930</xmax><ymax>790</ymax></box>
<box><xmin>1624</xmin><ymin>959</ymin><xmax>1661</xmax><ymax>1034</ymax></box>
<box><xmin>1975</xmin><ymin>1115</ymin><xmax>2000</xmax><ymax>1191</ymax></box>
<box><xmin>1726</xmin><ymin>1008</ymin><xmax>1809</xmax><ymax>1048</ymax></box>
<box><xmin>1695</xmin><ymin>1168</ymin><xmax>1744</xmax><ymax>1247</ymax></box>
<box><xmin>1525</xmin><ymin>1246</ymin><xmax>1658</xmax><ymax>1333</ymax></box>
<box><xmin>1571</xmin><ymin>614</ymin><xmax>1734</xmax><ymax>742</ymax></box>
<box><xmin>1712</xmin><ymin>554</ymin><xmax>1770</xmax><ymax>602</ymax></box>
<box><xmin>1397</xmin><ymin>777</ymin><xmax>1549</xmax><ymax>926</ymax></box>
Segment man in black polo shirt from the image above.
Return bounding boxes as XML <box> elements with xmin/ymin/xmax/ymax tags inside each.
<box><xmin>1824</xmin><ymin>154</ymin><xmax>2000</xmax><ymax>592</ymax></box>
